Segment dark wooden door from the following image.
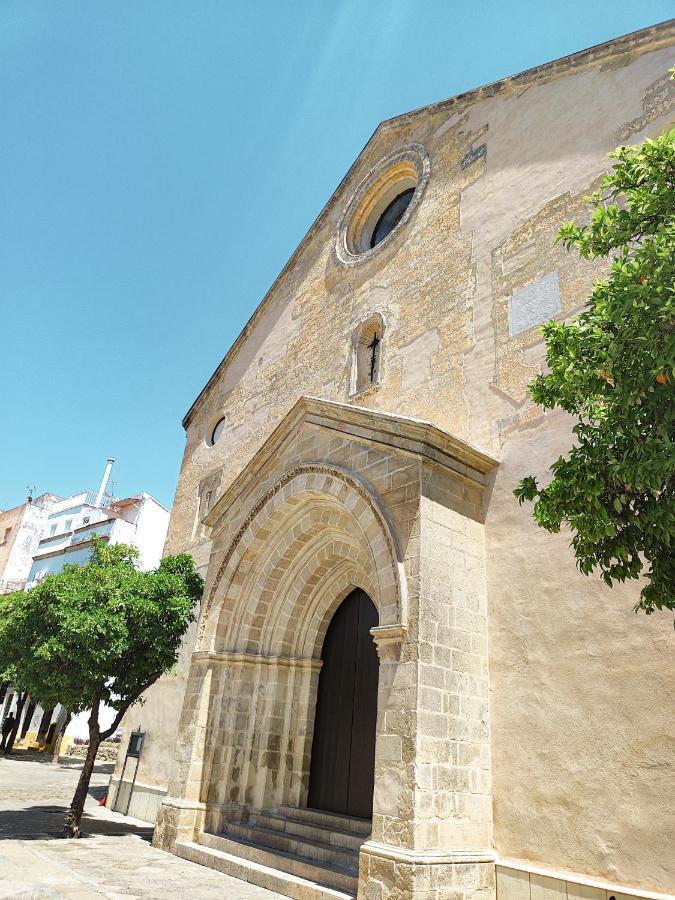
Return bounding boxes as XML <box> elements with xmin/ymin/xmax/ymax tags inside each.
<box><xmin>307</xmin><ymin>589</ymin><xmax>379</xmax><ymax>819</ymax></box>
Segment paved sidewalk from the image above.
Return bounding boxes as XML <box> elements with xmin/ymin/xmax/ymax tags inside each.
<box><xmin>0</xmin><ymin>751</ymin><xmax>285</xmax><ymax>899</ymax></box>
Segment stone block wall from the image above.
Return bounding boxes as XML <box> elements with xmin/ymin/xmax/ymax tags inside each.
<box><xmin>143</xmin><ymin>23</ymin><xmax>675</xmax><ymax>896</ymax></box>
<box><xmin>414</xmin><ymin>487</ymin><xmax>492</xmax><ymax>850</ymax></box>
<box><xmin>154</xmin><ymin>404</ymin><xmax>498</xmax><ymax>900</ymax></box>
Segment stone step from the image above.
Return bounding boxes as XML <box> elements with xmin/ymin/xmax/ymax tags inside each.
<box><xmin>199</xmin><ymin>830</ymin><xmax>358</xmax><ymax>895</ymax></box>
<box><xmin>175</xmin><ymin>840</ymin><xmax>355</xmax><ymax>900</ymax></box>
<box><xmin>225</xmin><ymin>820</ymin><xmax>359</xmax><ymax>869</ymax></box>
<box><xmin>276</xmin><ymin>806</ymin><xmax>372</xmax><ymax>837</ymax></box>
<box><xmin>253</xmin><ymin>811</ymin><xmax>366</xmax><ymax>851</ymax></box>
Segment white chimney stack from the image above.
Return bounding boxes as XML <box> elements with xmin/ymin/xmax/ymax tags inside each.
<box><xmin>94</xmin><ymin>457</ymin><xmax>116</xmax><ymax>508</ymax></box>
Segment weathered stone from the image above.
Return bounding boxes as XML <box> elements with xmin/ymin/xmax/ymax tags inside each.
<box><xmin>113</xmin><ymin>21</ymin><xmax>675</xmax><ymax>900</ymax></box>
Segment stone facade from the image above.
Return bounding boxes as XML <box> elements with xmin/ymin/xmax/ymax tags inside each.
<box><xmin>114</xmin><ymin>21</ymin><xmax>675</xmax><ymax>900</ymax></box>
<box><xmin>152</xmin><ymin>400</ymin><xmax>498</xmax><ymax>900</ymax></box>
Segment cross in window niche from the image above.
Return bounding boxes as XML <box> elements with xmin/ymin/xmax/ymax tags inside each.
<box><xmin>367</xmin><ymin>332</ymin><xmax>380</xmax><ymax>382</ymax></box>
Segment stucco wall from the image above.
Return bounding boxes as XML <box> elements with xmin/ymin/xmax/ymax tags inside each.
<box><xmin>127</xmin><ymin>24</ymin><xmax>674</xmax><ymax>893</ymax></box>
<box><xmin>112</xmin><ymin>614</ymin><xmax>199</xmax><ymax>814</ymax></box>
<box><xmin>0</xmin><ymin>501</ymin><xmax>50</xmax><ymax>591</ymax></box>
<box><xmin>0</xmin><ymin>504</ymin><xmax>26</xmax><ymax>588</ymax></box>
<box><xmin>487</xmin><ymin>412</ymin><xmax>674</xmax><ymax>892</ymax></box>
<box><xmin>132</xmin><ymin>496</ymin><xmax>170</xmax><ymax>571</ymax></box>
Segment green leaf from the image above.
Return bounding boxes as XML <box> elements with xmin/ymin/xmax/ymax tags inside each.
<box><xmin>517</xmin><ymin>128</ymin><xmax>675</xmax><ymax>619</ymax></box>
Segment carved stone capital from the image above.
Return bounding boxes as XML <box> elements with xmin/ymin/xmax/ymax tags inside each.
<box><xmin>370</xmin><ymin>624</ymin><xmax>406</xmax><ymax>660</ymax></box>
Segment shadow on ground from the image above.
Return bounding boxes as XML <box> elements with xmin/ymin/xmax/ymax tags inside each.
<box><xmin>1</xmin><ymin>749</ymin><xmax>115</xmax><ymax>775</ymax></box>
<box><xmin>0</xmin><ymin>803</ymin><xmax>153</xmax><ymax>841</ymax></box>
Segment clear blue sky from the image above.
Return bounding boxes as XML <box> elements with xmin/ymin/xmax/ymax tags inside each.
<box><xmin>1</xmin><ymin>1</ymin><xmax>671</xmax><ymax>511</ymax></box>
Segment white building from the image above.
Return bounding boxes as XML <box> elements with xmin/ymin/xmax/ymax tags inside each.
<box><xmin>27</xmin><ymin>491</ymin><xmax>170</xmax><ymax>587</ymax></box>
<box><xmin>0</xmin><ymin>458</ymin><xmax>171</xmax><ymax>745</ymax></box>
<box><xmin>0</xmin><ymin>493</ymin><xmax>60</xmax><ymax>595</ymax></box>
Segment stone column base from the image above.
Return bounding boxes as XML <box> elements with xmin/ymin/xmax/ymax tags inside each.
<box><xmin>358</xmin><ymin>841</ymin><xmax>496</xmax><ymax>900</ymax></box>
<box><xmin>152</xmin><ymin>797</ymin><xmax>207</xmax><ymax>852</ymax></box>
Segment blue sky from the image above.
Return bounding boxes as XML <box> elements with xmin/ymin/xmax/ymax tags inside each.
<box><xmin>1</xmin><ymin>1</ymin><xmax>671</xmax><ymax>511</ymax></box>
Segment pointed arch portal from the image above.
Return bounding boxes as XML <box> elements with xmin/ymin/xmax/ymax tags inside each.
<box><xmin>155</xmin><ymin>398</ymin><xmax>498</xmax><ymax>900</ymax></box>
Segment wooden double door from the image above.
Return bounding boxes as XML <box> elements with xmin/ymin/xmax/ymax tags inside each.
<box><xmin>307</xmin><ymin>589</ymin><xmax>379</xmax><ymax>820</ymax></box>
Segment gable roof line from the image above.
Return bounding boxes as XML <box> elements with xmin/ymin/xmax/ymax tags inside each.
<box><xmin>374</xmin><ymin>19</ymin><xmax>675</xmax><ymax>135</ymax></box>
<box><xmin>182</xmin><ymin>124</ymin><xmax>380</xmax><ymax>429</ymax></box>
<box><xmin>182</xmin><ymin>18</ymin><xmax>675</xmax><ymax>430</ymax></box>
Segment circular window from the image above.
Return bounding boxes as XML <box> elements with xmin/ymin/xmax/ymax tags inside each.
<box><xmin>370</xmin><ymin>187</ymin><xmax>415</xmax><ymax>248</ymax></box>
<box><xmin>209</xmin><ymin>417</ymin><xmax>225</xmax><ymax>446</ymax></box>
<box><xmin>336</xmin><ymin>144</ymin><xmax>430</xmax><ymax>266</ymax></box>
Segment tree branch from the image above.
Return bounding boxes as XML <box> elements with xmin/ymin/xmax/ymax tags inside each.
<box><xmin>99</xmin><ymin>674</ymin><xmax>161</xmax><ymax>741</ymax></box>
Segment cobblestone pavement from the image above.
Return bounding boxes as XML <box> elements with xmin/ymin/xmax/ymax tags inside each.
<box><xmin>0</xmin><ymin>751</ymin><xmax>285</xmax><ymax>899</ymax></box>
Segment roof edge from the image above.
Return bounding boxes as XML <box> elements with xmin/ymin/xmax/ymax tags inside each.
<box><xmin>376</xmin><ymin>18</ymin><xmax>675</xmax><ymax>134</ymax></box>
<box><xmin>183</xmin><ymin>18</ymin><xmax>675</xmax><ymax>430</ymax></box>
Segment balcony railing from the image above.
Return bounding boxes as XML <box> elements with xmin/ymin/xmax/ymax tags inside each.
<box><xmin>83</xmin><ymin>491</ymin><xmax>116</xmax><ymax>509</ymax></box>
<box><xmin>71</xmin><ymin>519</ymin><xmax>114</xmax><ymax>544</ymax></box>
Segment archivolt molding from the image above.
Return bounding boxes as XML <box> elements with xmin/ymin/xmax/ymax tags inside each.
<box><xmin>196</xmin><ymin>463</ymin><xmax>407</xmax><ymax>647</ymax></box>
<box><xmin>277</xmin><ymin>559</ymin><xmax>378</xmax><ymax>659</ymax></box>
<box><xmin>248</xmin><ymin>529</ymin><xmax>376</xmax><ymax>657</ymax></box>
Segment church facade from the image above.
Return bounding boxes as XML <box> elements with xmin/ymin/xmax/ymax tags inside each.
<box><xmin>111</xmin><ymin>22</ymin><xmax>674</xmax><ymax>900</ymax></box>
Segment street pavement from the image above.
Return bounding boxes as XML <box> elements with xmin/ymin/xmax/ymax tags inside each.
<box><xmin>0</xmin><ymin>750</ymin><xmax>285</xmax><ymax>899</ymax></box>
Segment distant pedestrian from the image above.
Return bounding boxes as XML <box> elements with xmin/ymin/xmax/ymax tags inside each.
<box><xmin>1</xmin><ymin>713</ymin><xmax>16</xmax><ymax>752</ymax></box>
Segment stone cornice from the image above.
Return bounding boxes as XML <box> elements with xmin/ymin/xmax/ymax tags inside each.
<box><xmin>374</xmin><ymin>20</ymin><xmax>675</xmax><ymax>136</ymax></box>
<box><xmin>204</xmin><ymin>396</ymin><xmax>498</xmax><ymax>529</ymax></box>
<box><xmin>361</xmin><ymin>840</ymin><xmax>498</xmax><ymax>865</ymax></box>
<box><xmin>370</xmin><ymin>624</ymin><xmax>407</xmax><ymax>660</ymax></box>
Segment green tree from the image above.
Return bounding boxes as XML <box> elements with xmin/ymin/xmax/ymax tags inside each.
<box><xmin>0</xmin><ymin>538</ymin><xmax>203</xmax><ymax>836</ymax></box>
<box><xmin>515</xmin><ymin>129</ymin><xmax>674</xmax><ymax>616</ymax></box>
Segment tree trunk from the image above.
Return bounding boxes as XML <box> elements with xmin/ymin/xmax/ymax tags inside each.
<box><xmin>63</xmin><ymin>703</ymin><xmax>100</xmax><ymax>838</ymax></box>
<box><xmin>51</xmin><ymin>711</ymin><xmax>71</xmax><ymax>765</ymax></box>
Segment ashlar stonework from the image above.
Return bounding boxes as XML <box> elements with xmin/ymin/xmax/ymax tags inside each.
<box><xmin>111</xmin><ymin>21</ymin><xmax>675</xmax><ymax>900</ymax></box>
<box><xmin>153</xmin><ymin>399</ymin><xmax>497</xmax><ymax>899</ymax></box>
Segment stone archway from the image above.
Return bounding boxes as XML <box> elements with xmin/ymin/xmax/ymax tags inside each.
<box><xmin>170</xmin><ymin>465</ymin><xmax>406</xmax><ymax>836</ymax></box>
<box><xmin>197</xmin><ymin>464</ymin><xmax>407</xmax><ymax>654</ymax></box>
<box><xmin>155</xmin><ymin>398</ymin><xmax>498</xmax><ymax>900</ymax></box>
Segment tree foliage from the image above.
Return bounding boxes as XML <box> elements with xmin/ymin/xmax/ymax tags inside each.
<box><xmin>515</xmin><ymin>129</ymin><xmax>674</xmax><ymax>616</ymax></box>
<box><xmin>0</xmin><ymin>537</ymin><xmax>203</xmax><ymax>833</ymax></box>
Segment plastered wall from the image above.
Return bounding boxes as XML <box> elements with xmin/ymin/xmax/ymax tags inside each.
<box><xmin>121</xmin><ymin>23</ymin><xmax>674</xmax><ymax>893</ymax></box>
<box><xmin>0</xmin><ymin>501</ymin><xmax>50</xmax><ymax>591</ymax></box>
<box><xmin>0</xmin><ymin>504</ymin><xmax>25</xmax><ymax>586</ymax></box>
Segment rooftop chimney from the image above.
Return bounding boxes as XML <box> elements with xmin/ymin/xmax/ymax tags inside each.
<box><xmin>94</xmin><ymin>457</ymin><xmax>116</xmax><ymax>508</ymax></box>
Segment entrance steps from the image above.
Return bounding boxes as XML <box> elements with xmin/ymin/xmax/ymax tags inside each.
<box><xmin>174</xmin><ymin>805</ymin><xmax>371</xmax><ymax>900</ymax></box>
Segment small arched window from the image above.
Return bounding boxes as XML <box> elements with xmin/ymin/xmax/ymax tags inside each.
<box><xmin>209</xmin><ymin>417</ymin><xmax>225</xmax><ymax>446</ymax></box>
<box><xmin>351</xmin><ymin>315</ymin><xmax>384</xmax><ymax>395</ymax></box>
